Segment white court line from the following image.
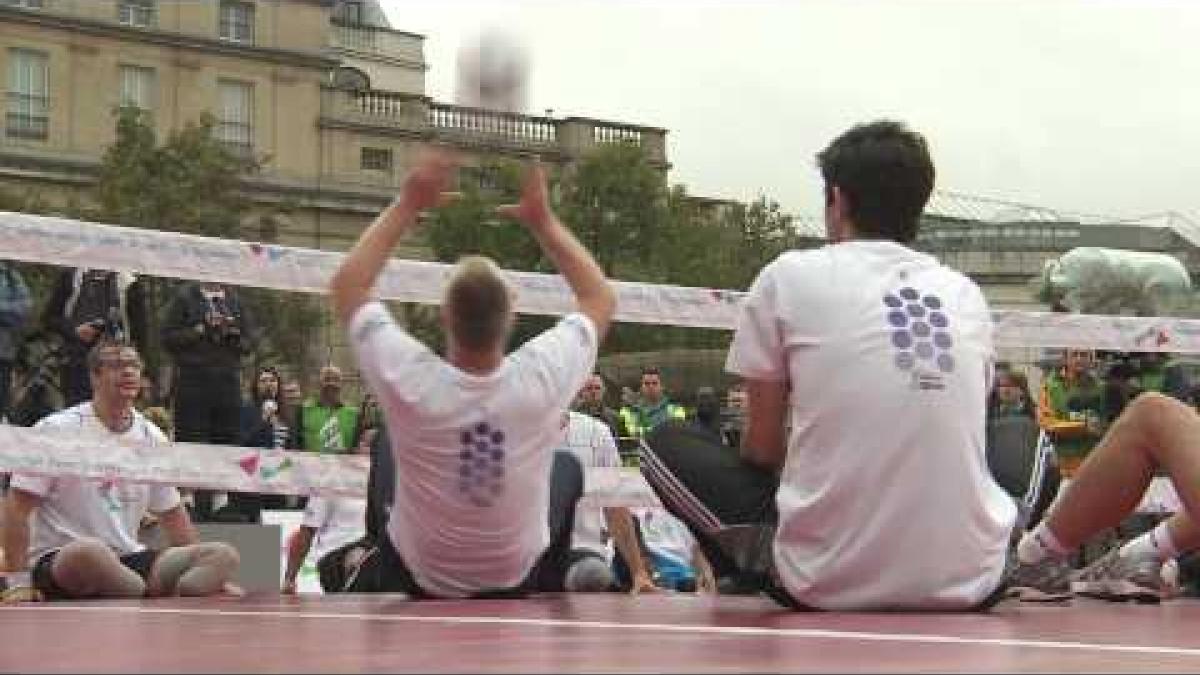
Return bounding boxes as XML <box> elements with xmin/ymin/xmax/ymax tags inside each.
<box><xmin>8</xmin><ymin>603</ymin><xmax>1200</xmax><ymax>660</ymax></box>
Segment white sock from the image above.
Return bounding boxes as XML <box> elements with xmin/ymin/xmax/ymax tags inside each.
<box><xmin>1119</xmin><ymin>521</ymin><xmax>1180</xmax><ymax>563</ymax></box>
<box><xmin>1017</xmin><ymin>522</ymin><xmax>1072</xmax><ymax>565</ymax></box>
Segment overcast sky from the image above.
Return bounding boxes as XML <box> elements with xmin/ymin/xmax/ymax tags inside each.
<box><xmin>381</xmin><ymin>0</ymin><xmax>1198</xmax><ymax>224</ymax></box>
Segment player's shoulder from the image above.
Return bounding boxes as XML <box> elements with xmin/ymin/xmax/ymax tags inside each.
<box><xmin>567</xmin><ymin>410</ymin><xmax>606</xmax><ymax>431</ymax></box>
<box><xmin>130</xmin><ymin>409</ymin><xmax>170</xmax><ymax>443</ymax></box>
<box><xmin>34</xmin><ymin>403</ymin><xmax>90</xmax><ymax>430</ymax></box>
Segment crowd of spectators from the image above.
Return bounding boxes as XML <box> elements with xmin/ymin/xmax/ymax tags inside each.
<box><xmin>0</xmin><ymin>267</ymin><xmax>751</xmax><ymax>594</ymax></box>
<box><xmin>0</xmin><ymin>267</ymin><xmax>382</xmax><ymax>526</ymax></box>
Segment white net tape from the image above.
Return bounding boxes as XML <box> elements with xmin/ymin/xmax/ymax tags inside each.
<box><xmin>0</xmin><ymin>425</ymin><xmax>663</xmax><ymax>508</ymax></box>
<box><xmin>0</xmin><ymin>211</ymin><xmax>741</xmax><ymax>330</ymax></box>
<box><xmin>3</xmin><ymin>210</ymin><xmax>1200</xmax><ymax>349</ymax></box>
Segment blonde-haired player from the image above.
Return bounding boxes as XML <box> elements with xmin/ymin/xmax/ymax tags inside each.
<box><xmin>328</xmin><ymin>148</ymin><xmax>615</xmax><ymax>598</ymax></box>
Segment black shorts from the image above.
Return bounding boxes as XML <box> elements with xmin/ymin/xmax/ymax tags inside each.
<box><xmin>316</xmin><ymin>536</ymin><xmax>374</xmax><ymax>594</ymax></box>
<box><xmin>32</xmin><ymin>547</ymin><xmax>159</xmax><ymax>600</ymax></box>
<box><xmin>340</xmin><ymin>533</ymin><xmax>429</xmax><ymax>598</ymax></box>
<box><xmin>344</xmin><ymin>534</ymin><xmax>537</xmax><ymax>600</ymax></box>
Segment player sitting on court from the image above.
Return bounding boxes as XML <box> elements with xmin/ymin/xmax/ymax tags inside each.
<box><xmin>637</xmin><ymin>120</ymin><xmax>1017</xmax><ymax>611</ymax></box>
<box><xmin>1</xmin><ymin>339</ymin><xmax>241</xmax><ymax>603</ymax></box>
<box><xmin>327</xmin><ymin>148</ymin><xmax>616</xmax><ymax>598</ymax></box>
<box><xmin>1009</xmin><ymin>390</ymin><xmax>1200</xmax><ymax>602</ymax></box>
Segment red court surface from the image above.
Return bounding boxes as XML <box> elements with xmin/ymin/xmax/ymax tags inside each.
<box><xmin>2</xmin><ymin>593</ymin><xmax>1199</xmax><ymax>672</ymax></box>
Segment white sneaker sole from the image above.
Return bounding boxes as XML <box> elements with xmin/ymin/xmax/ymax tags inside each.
<box><xmin>1006</xmin><ymin>585</ymin><xmax>1072</xmax><ymax>603</ymax></box>
<box><xmin>1072</xmin><ymin>579</ymin><xmax>1163</xmax><ymax>604</ymax></box>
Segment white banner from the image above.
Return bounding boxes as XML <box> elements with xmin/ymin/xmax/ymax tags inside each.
<box><xmin>0</xmin><ymin>424</ymin><xmax>663</xmax><ymax>508</ymax></box>
<box><xmin>0</xmin><ymin>211</ymin><xmax>742</xmax><ymax>330</ymax></box>
<box><xmin>0</xmin><ymin>425</ymin><xmax>368</xmax><ymax>497</ymax></box>
<box><xmin>991</xmin><ymin>309</ymin><xmax>1200</xmax><ymax>354</ymax></box>
<box><xmin>3</xmin><ymin>210</ymin><xmax>1200</xmax><ymax>349</ymax></box>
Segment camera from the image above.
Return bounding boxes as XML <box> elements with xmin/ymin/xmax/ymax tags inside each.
<box><xmin>88</xmin><ymin>308</ymin><xmax>125</xmax><ymax>341</ymax></box>
<box><xmin>205</xmin><ymin>297</ymin><xmax>242</xmax><ymax>347</ymax></box>
<box><xmin>719</xmin><ymin>408</ymin><xmax>744</xmax><ymax>449</ymax></box>
<box><xmin>206</xmin><ymin>320</ymin><xmax>241</xmax><ymax>347</ymax></box>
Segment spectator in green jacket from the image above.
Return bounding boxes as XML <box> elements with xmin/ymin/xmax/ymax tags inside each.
<box><xmin>1037</xmin><ymin>349</ymin><xmax>1104</xmax><ymax>478</ymax></box>
<box><xmin>297</xmin><ymin>365</ymin><xmax>359</xmax><ymax>454</ymax></box>
<box><xmin>618</xmin><ymin>367</ymin><xmax>687</xmax><ymax>443</ymax></box>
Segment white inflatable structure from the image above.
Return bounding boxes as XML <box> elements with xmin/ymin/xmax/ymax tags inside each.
<box><xmin>1036</xmin><ymin>247</ymin><xmax>1193</xmax><ymax>316</ymax></box>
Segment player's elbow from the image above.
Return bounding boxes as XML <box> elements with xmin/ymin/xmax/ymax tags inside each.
<box><xmin>740</xmin><ymin>444</ymin><xmax>784</xmax><ymax>473</ymax></box>
<box><xmin>580</xmin><ymin>284</ymin><xmax>616</xmax><ymax>336</ymax></box>
<box><xmin>329</xmin><ymin>282</ymin><xmax>367</xmax><ymax>327</ymax></box>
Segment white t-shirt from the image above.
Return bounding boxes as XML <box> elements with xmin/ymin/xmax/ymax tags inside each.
<box><xmin>559</xmin><ymin>411</ymin><xmax>621</xmax><ymax>557</ymax></box>
<box><xmin>301</xmin><ymin>496</ymin><xmax>367</xmax><ymax>561</ymax></box>
<box><xmin>9</xmin><ymin>403</ymin><xmax>180</xmax><ymax>565</ymax></box>
<box><xmin>349</xmin><ymin>302</ymin><xmax>598</xmax><ymax>598</ymax></box>
<box><xmin>727</xmin><ymin>241</ymin><xmax>1017</xmax><ymax>610</ymax></box>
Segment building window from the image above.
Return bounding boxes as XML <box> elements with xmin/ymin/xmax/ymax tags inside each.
<box><xmin>216</xmin><ymin>79</ymin><xmax>253</xmax><ymax>157</ymax></box>
<box><xmin>6</xmin><ymin>48</ymin><xmax>48</xmax><ymax>140</ymax></box>
<box><xmin>219</xmin><ymin>1</ymin><xmax>255</xmax><ymax>44</ymax></box>
<box><xmin>360</xmin><ymin>147</ymin><xmax>392</xmax><ymax>172</ymax></box>
<box><xmin>0</xmin><ymin>0</ymin><xmax>44</xmax><ymax>9</ymax></box>
<box><xmin>117</xmin><ymin>0</ymin><xmax>156</xmax><ymax>28</ymax></box>
<box><xmin>477</xmin><ymin>166</ymin><xmax>503</xmax><ymax>191</ymax></box>
<box><xmin>336</xmin><ymin>1</ymin><xmax>364</xmax><ymax>26</ymax></box>
<box><xmin>331</xmin><ymin>66</ymin><xmax>370</xmax><ymax>92</ymax></box>
<box><xmin>118</xmin><ymin>65</ymin><xmax>156</xmax><ymax>119</ymax></box>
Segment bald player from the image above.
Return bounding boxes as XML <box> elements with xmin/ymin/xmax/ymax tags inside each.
<box><xmin>328</xmin><ymin>148</ymin><xmax>616</xmax><ymax>598</ymax></box>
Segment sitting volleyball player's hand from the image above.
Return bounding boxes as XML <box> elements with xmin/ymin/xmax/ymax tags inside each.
<box><xmin>496</xmin><ymin>160</ymin><xmax>552</xmax><ymax>229</ymax></box>
<box><xmin>400</xmin><ymin>148</ymin><xmax>460</xmax><ymax>212</ymax></box>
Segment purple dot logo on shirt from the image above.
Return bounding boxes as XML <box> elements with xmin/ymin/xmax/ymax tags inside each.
<box><xmin>883</xmin><ymin>288</ymin><xmax>955</xmax><ymax>376</ymax></box>
<box><xmin>458</xmin><ymin>422</ymin><xmax>507</xmax><ymax>507</ymax></box>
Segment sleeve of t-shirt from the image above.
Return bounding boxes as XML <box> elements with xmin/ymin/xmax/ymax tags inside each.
<box><xmin>301</xmin><ymin>496</ymin><xmax>331</xmax><ymax>529</ymax></box>
<box><xmin>346</xmin><ymin>301</ymin><xmax>435</xmax><ymax>410</ymax></box>
<box><xmin>596</xmin><ymin>419</ymin><xmax>621</xmax><ymax>469</ymax></box>
<box><xmin>147</xmin><ymin>484</ymin><xmax>182</xmax><ymax>513</ymax></box>
<box><xmin>515</xmin><ymin>313</ymin><xmax>599</xmax><ymax>411</ymax></box>
<box><xmin>726</xmin><ymin>260</ymin><xmax>788</xmax><ymax>381</ymax></box>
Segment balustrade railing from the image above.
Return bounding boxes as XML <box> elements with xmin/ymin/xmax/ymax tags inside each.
<box><xmin>326</xmin><ymin>90</ymin><xmax>664</xmax><ymax>162</ymax></box>
<box><xmin>593</xmin><ymin>124</ymin><xmax>643</xmax><ymax>146</ymax></box>
<box><xmin>428</xmin><ymin>102</ymin><xmax>557</xmax><ymax>146</ymax></box>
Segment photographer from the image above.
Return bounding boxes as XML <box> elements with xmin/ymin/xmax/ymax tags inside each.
<box><xmin>161</xmin><ymin>281</ymin><xmax>255</xmax><ymax>521</ymax></box>
<box><xmin>41</xmin><ymin>268</ymin><xmax>146</xmax><ymax>406</ymax></box>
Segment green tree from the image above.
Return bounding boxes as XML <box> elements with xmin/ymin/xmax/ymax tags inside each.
<box><xmin>719</xmin><ymin>195</ymin><xmax>805</xmax><ymax>289</ymax></box>
<box><xmin>93</xmin><ymin>106</ymin><xmax>321</xmax><ymax>381</ymax></box>
<box><xmin>419</xmin><ymin>144</ymin><xmax>805</xmax><ymax>360</ymax></box>
<box><xmin>97</xmin><ymin>107</ymin><xmax>258</xmax><ymax>236</ymax></box>
<box><xmin>425</xmin><ymin>160</ymin><xmax>541</xmax><ymax>271</ymax></box>
<box><xmin>424</xmin><ymin>159</ymin><xmax>558</xmax><ymax>351</ymax></box>
<box><xmin>559</xmin><ymin>142</ymin><xmax>670</xmax><ymax>279</ymax></box>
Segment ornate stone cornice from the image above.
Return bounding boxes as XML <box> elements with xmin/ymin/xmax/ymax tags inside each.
<box><xmin>0</xmin><ymin>5</ymin><xmax>337</xmax><ymax>71</ymax></box>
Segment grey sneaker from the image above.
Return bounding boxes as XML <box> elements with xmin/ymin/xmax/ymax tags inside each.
<box><xmin>1004</xmin><ymin>555</ymin><xmax>1075</xmax><ymax>603</ymax></box>
<box><xmin>1072</xmin><ymin>548</ymin><xmax>1171</xmax><ymax>604</ymax></box>
<box><xmin>564</xmin><ymin>557</ymin><xmax>615</xmax><ymax>593</ymax></box>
